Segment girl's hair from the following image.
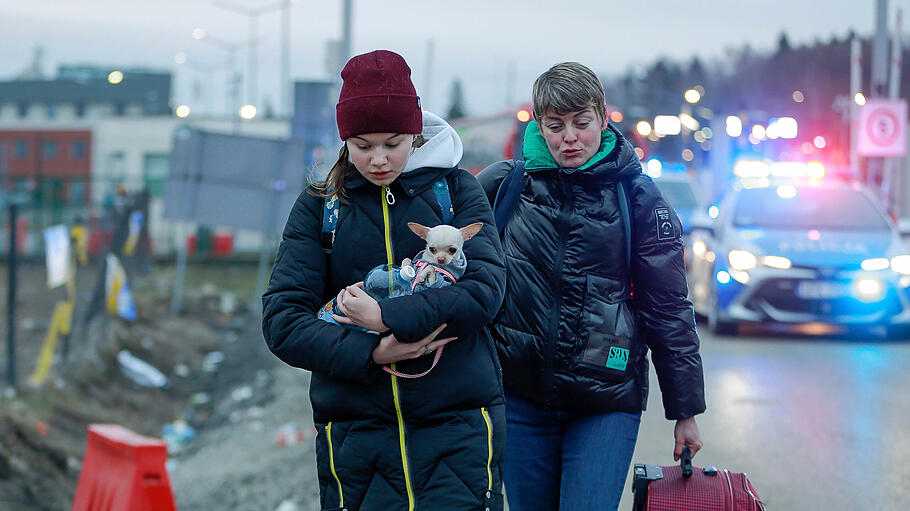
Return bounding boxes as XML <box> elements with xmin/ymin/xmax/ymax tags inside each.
<box><xmin>532</xmin><ymin>62</ymin><xmax>606</xmax><ymax>122</ymax></box>
<box><xmin>309</xmin><ymin>144</ymin><xmax>356</xmax><ymax>201</ymax></box>
<box><xmin>309</xmin><ymin>135</ymin><xmax>426</xmax><ymax>202</ymax></box>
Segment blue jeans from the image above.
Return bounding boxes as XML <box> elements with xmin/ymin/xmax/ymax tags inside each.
<box><xmin>503</xmin><ymin>390</ymin><xmax>642</xmax><ymax>511</ymax></box>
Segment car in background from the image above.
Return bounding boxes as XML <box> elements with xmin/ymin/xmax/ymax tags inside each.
<box><xmin>653</xmin><ymin>173</ymin><xmax>702</xmax><ymax>236</ymax></box>
<box><xmin>688</xmin><ymin>179</ymin><xmax>910</xmax><ymax>338</ymax></box>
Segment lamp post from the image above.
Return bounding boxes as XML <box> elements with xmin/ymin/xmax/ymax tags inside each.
<box><xmin>192</xmin><ymin>28</ymin><xmax>247</xmax><ymax>119</ymax></box>
<box><xmin>213</xmin><ymin>0</ymin><xmax>299</xmax><ymax>117</ymax></box>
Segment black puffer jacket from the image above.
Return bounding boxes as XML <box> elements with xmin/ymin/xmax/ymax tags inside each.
<box><xmin>263</xmin><ymin>113</ymin><xmax>506</xmax><ymax>510</ymax></box>
<box><xmin>477</xmin><ymin>122</ymin><xmax>705</xmax><ymax>420</ymax></box>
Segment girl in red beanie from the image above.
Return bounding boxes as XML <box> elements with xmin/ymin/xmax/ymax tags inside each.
<box><xmin>263</xmin><ymin>50</ymin><xmax>507</xmax><ymax>511</ymax></box>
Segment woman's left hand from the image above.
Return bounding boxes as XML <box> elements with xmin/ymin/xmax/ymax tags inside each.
<box><xmin>332</xmin><ymin>282</ymin><xmax>389</xmax><ymax>332</ymax></box>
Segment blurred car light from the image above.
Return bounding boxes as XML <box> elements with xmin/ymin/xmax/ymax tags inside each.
<box><xmin>692</xmin><ymin>240</ymin><xmax>707</xmax><ymax>257</ymax></box>
<box><xmin>854</xmin><ymin>278</ymin><xmax>884</xmax><ymax>301</ymax></box>
<box><xmin>729</xmin><ymin>250</ymin><xmax>758</xmax><ymax>271</ymax></box>
<box><xmin>890</xmin><ymin>254</ymin><xmax>910</xmax><ymax>274</ymax></box>
<box><xmin>716</xmin><ymin>270</ymin><xmax>732</xmax><ymax>284</ymax></box>
<box><xmin>762</xmin><ymin>255</ymin><xmax>792</xmax><ymax>269</ymax></box>
<box><xmin>861</xmin><ymin>258</ymin><xmax>890</xmax><ymax>271</ymax></box>
<box><xmin>776</xmin><ymin>185</ymin><xmax>797</xmax><ymax>199</ymax></box>
<box><xmin>730</xmin><ymin>269</ymin><xmax>750</xmax><ymax>284</ymax></box>
<box><xmin>734</xmin><ymin>160</ymin><xmax>769</xmax><ymax>178</ymax></box>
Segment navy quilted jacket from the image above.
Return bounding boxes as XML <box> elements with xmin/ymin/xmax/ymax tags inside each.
<box><xmin>262</xmin><ymin>113</ymin><xmax>507</xmax><ymax>511</ymax></box>
<box><xmin>477</xmin><ymin>122</ymin><xmax>706</xmax><ymax>420</ymax></box>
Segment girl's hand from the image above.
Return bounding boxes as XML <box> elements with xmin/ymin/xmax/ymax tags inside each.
<box><xmin>371</xmin><ymin>323</ymin><xmax>457</xmax><ymax>365</ymax></box>
<box><xmin>332</xmin><ymin>282</ymin><xmax>388</xmax><ymax>332</ymax></box>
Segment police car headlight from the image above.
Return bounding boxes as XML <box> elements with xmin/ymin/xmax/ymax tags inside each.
<box><xmin>762</xmin><ymin>255</ymin><xmax>792</xmax><ymax>269</ymax></box>
<box><xmin>728</xmin><ymin>250</ymin><xmax>758</xmax><ymax>271</ymax></box>
<box><xmin>890</xmin><ymin>254</ymin><xmax>910</xmax><ymax>275</ymax></box>
<box><xmin>862</xmin><ymin>258</ymin><xmax>890</xmax><ymax>271</ymax></box>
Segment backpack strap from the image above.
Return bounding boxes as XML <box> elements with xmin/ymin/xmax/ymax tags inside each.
<box><xmin>321</xmin><ymin>194</ymin><xmax>340</xmax><ymax>254</ymax></box>
<box><xmin>432</xmin><ymin>177</ymin><xmax>454</xmax><ymax>225</ymax></box>
<box><xmin>321</xmin><ymin>177</ymin><xmax>453</xmax><ymax>253</ymax></box>
<box><xmin>492</xmin><ymin>160</ymin><xmax>526</xmax><ymax>235</ymax></box>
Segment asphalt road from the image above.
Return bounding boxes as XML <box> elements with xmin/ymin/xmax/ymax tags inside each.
<box><xmin>618</xmin><ymin>326</ymin><xmax>910</xmax><ymax>510</ymax></box>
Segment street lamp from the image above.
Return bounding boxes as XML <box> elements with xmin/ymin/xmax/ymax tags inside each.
<box><xmin>191</xmin><ymin>29</ymin><xmax>247</xmax><ymax>117</ymax></box>
<box><xmin>214</xmin><ymin>0</ymin><xmax>299</xmax><ymax>116</ymax></box>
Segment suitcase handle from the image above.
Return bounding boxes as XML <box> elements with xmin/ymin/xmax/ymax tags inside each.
<box><xmin>681</xmin><ymin>446</ymin><xmax>693</xmax><ymax>477</ymax></box>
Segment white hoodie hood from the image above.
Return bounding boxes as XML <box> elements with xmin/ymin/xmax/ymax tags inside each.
<box><xmin>402</xmin><ymin>111</ymin><xmax>464</xmax><ymax>173</ymax></box>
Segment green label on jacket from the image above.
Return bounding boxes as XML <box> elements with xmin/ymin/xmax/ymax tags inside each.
<box><xmin>606</xmin><ymin>347</ymin><xmax>629</xmax><ymax>371</ymax></box>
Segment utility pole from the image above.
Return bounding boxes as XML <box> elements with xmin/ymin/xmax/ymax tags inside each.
<box><xmin>340</xmin><ymin>0</ymin><xmax>353</xmax><ymax>68</ymax></box>
<box><xmin>869</xmin><ymin>0</ymin><xmax>889</xmax><ymax>191</ymax></box>
<box><xmin>887</xmin><ymin>8</ymin><xmax>904</xmax><ymax>216</ymax></box>
<box><xmin>850</xmin><ymin>36</ymin><xmax>862</xmax><ymax>180</ymax></box>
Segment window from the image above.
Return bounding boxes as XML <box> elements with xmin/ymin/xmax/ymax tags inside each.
<box><xmin>70</xmin><ymin>140</ymin><xmax>86</xmax><ymax>160</ymax></box>
<box><xmin>42</xmin><ymin>141</ymin><xmax>58</xmax><ymax>159</ymax></box>
<box><xmin>75</xmin><ymin>101</ymin><xmax>86</xmax><ymax>118</ymax></box>
<box><xmin>15</xmin><ymin>140</ymin><xmax>28</xmax><ymax>159</ymax></box>
<box><xmin>143</xmin><ymin>153</ymin><xmax>169</xmax><ymax>197</ymax></box>
<box><xmin>114</xmin><ymin>102</ymin><xmax>126</xmax><ymax>116</ymax></box>
<box><xmin>68</xmin><ymin>179</ymin><xmax>86</xmax><ymax>205</ymax></box>
<box><xmin>17</xmin><ymin>101</ymin><xmax>28</xmax><ymax>118</ymax></box>
<box><xmin>46</xmin><ymin>102</ymin><xmax>57</xmax><ymax>119</ymax></box>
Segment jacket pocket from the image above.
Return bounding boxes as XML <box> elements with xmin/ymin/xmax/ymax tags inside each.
<box><xmin>576</xmin><ymin>274</ymin><xmax>636</xmax><ymax>382</ymax></box>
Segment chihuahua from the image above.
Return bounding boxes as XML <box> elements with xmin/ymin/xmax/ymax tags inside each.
<box><xmin>402</xmin><ymin>222</ymin><xmax>484</xmax><ymax>287</ymax></box>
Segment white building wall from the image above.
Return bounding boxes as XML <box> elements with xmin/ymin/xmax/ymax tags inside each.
<box><xmin>93</xmin><ymin>116</ymin><xmax>291</xmax><ymax>254</ymax></box>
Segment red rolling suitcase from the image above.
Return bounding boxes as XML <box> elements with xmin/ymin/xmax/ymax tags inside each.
<box><xmin>631</xmin><ymin>447</ymin><xmax>765</xmax><ymax>510</ymax></box>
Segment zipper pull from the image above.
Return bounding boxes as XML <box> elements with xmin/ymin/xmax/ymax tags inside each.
<box><xmin>385</xmin><ymin>186</ymin><xmax>396</xmax><ymax>205</ymax></box>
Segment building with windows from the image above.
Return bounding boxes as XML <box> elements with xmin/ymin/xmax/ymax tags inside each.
<box><xmin>0</xmin><ymin>64</ymin><xmax>289</xmax><ymax>254</ymax></box>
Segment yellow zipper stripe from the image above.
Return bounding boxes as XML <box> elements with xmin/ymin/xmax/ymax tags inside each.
<box><xmin>391</xmin><ymin>370</ymin><xmax>415</xmax><ymax>509</ymax></box>
<box><xmin>481</xmin><ymin>407</ymin><xmax>494</xmax><ymax>491</ymax></box>
<box><xmin>325</xmin><ymin>423</ymin><xmax>344</xmax><ymax>508</ymax></box>
<box><xmin>381</xmin><ymin>185</ymin><xmax>415</xmax><ymax>511</ymax></box>
<box><xmin>381</xmin><ymin>186</ymin><xmax>394</xmax><ymax>266</ymax></box>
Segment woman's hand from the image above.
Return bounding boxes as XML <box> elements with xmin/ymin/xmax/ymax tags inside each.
<box><xmin>371</xmin><ymin>323</ymin><xmax>457</xmax><ymax>365</ymax></box>
<box><xmin>673</xmin><ymin>416</ymin><xmax>703</xmax><ymax>461</ymax></box>
<box><xmin>332</xmin><ymin>282</ymin><xmax>388</xmax><ymax>332</ymax></box>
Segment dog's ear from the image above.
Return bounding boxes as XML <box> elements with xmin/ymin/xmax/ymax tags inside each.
<box><xmin>460</xmin><ymin>222</ymin><xmax>484</xmax><ymax>241</ymax></box>
<box><xmin>408</xmin><ymin>222</ymin><xmax>431</xmax><ymax>239</ymax></box>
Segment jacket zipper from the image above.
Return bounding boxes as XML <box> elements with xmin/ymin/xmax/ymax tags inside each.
<box><xmin>481</xmin><ymin>407</ymin><xmax>494</xmax><ymax>491</ymax></box>
<box><xmin>544</xmin><ymin>177</ymin><xmax>573</xmax><ymax>405</ymax></box>
<box><xmin>325</xmin><ymin>423</ymin><xmax>344</xmax><ymax>509</ymax></box>
<box><xmin>381</xmin><ymin>185</ymin><xmax>415</xmax><ymax>511</ymax></box>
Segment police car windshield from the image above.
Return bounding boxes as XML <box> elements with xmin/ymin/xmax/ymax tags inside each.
<box><xmin>655</xmin><ymin>180</ymin><xmax>698</xmax><ymax>209</ymax></box>
<box><xmin>733</xmin><ymin>187</ymin><xmax>890</xmax><ymax>230</ymax></box>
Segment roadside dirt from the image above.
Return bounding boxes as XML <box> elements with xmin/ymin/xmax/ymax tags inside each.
<box><xmin>0</xmin><ymin>262</ymin><xmax>320</xmax><ymax>511</ymax></box>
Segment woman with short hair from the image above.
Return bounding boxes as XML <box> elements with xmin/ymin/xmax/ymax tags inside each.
<box><xmin>479</xmin><ymin>62</ymin><xmax>706</xmax><ymax>510</ymax></box>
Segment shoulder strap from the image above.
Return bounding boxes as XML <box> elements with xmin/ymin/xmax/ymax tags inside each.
<box><xmin>492</xmin><ymin>160</ymin><xmax>526</xmax><ymax>235</ymax></box>
<box><xmin>321</xmin><ymin>194</ymin><xmax>339</xmax><ymax>254</ymax></box>
<box><xmin>321</xmin><ymin>177</ymin><xmax>453</xmax><ymax>253</ymax></box>
<box><xmin>616</xmin><ymin>178</ymin><xmax>633</xmax><ymax>273</ymax></box>
<box><xmin>432</xmin><ymin>176</ymin><xmax>454</xmax><ymax>225</ymax></box>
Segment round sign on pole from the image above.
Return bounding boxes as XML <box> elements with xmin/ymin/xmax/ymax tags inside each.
<box><xmin>858</xmin><ymin>99</ymin><xmax>908</xmax><ymax>157</ymax></box>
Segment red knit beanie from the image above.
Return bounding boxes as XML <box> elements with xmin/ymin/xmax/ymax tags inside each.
<box><xmin>336</xmin><ymin>50</ymin><xmax>423</xmax><ymax>140</ymax></box>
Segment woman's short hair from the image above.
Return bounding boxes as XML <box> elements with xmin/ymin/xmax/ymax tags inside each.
<box><xmin>532</xmin><ymin>62</ymin><xmax>605</xmax><ymax>122</ymax></box>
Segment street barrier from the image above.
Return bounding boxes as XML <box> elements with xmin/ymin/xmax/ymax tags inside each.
<box><xmin>71</xmin><ymin>424</ymin><xmax>177</xmax><ymax>511</ymax></box>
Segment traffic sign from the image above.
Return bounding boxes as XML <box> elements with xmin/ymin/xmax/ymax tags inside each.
<box><xmin>857</xmin><ymin>99</ymin><xmax>907</xmax><ymax>157</ymax></box>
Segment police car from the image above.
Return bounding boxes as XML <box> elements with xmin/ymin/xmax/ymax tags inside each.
<box><xmin>688</xmin><ymin>175</ymin><xmax>910</xmax><ymax>338</ymax></box>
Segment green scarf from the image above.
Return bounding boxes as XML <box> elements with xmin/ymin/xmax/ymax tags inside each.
<box><xmin>522</xmin><ymin>120</ymin><xmax>616</xmax><ymax>171</ymax></box>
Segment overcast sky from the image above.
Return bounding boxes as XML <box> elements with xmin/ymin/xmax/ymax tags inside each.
<box><xmin>3</xmin><ymin>0</ymin><xmax>910</xmax><ymax>117</ymax></box>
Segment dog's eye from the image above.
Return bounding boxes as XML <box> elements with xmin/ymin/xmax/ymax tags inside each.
<box><xmin>429</xmin><ymin>247</ymin><xmax>437</xmax><ymax>254</ymax></box>
<box><xmin>447</xmin><ymin>247</ymin><xmax>457</xmax><ymax>255</ymax></box>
